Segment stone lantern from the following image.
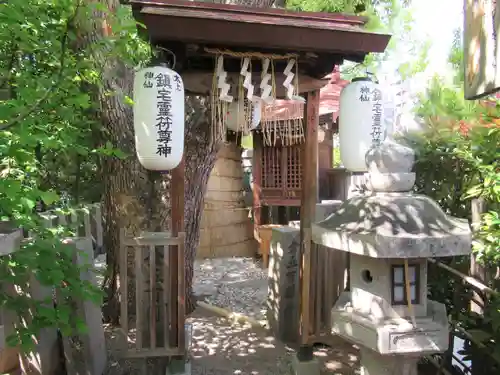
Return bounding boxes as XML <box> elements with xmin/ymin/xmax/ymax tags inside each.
<box><xmin>312</xmin><ymin>139</ymin><xmax>472</xmax><ymax>375</ymax></box>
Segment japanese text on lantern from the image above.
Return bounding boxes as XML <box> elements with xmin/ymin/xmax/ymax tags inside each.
<box><xmin>359</xmin><ymin>85</ymin><xmax>370</xmax><ymax>102</ymax></box>
<box><xmin>371</xmin><ymin>88</ymin><xmax>382</xmax><ymax>146</ymax></box>
<box><xmin>142</xmin><ymin>70</ymin><xmax>183</xmax><ymax>157</ymax></box>
<box><xmin>143</xmin><ymin>71</ymin><xmax>172</xmax><ymax>157</ymax></box>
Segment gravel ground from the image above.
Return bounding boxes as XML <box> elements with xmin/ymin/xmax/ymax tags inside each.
<box><xmin>193</xmin><ymin>257</ymin><xmax>268</xmax><ymax>322</ymax></box>
<box><xmin>96</xmin><ymin>255</ymin><xmax>359</xmax><ymax>374</ymax></box>
<box><xmin>103</xmin><ymin>306</ymin><xmax>359</xmax><ymax>375</ymax></box>
<box><xmin>97</xmin><ymin>255</ymin><xmax>270</xmax><ymax>321</ymax></box>
<box><xmin>188</xmin><ymin>307</ymin><xmax>359</xmax><ymax>375</ymax></box>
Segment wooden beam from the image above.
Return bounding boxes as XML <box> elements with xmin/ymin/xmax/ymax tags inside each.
<box><xmin>299</xmin><ymin>90</ymin><xmax>320</xmax><ymax>346</ymax></box>
<box><xmin>170</xmin><ymin>157</ymin><xmax>185</xmax><ymax>350</ymax></box>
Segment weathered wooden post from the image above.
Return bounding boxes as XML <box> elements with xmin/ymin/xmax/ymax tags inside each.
<box><xmin>294</xmin><ymin>89</ymin><xmax>320</xmax><ymax>374</ymax></box>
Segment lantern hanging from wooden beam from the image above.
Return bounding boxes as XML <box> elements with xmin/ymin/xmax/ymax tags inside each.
<box><xmin>133</xmin><ymin>65</ymin><xmax>185</xmax><ymax>171</ymax></box>
<box><xmin>225</xmin><ymin>99</ymin><xmax>262</xmax><ymax>133</ymax></box>
<box><xmin>339</xmin><ymin>77</ymin><xmax>385</xmax><ymax>172</ymax></box>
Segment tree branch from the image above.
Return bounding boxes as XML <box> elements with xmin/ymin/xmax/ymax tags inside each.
<box><xmin>0</xmin><ymin>3</ymin><xmax>81</xmax><ymax>132</ymax></box>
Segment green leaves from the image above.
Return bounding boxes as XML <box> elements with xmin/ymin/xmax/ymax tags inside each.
<box><xmin>0</xmin><ymin>0</ymin><xmax>143</xmax><ymax>353</ymax></box>
<box><xmin>95</xmin><ymin>141</ymin><xmax>129</xmax><ymax>159</ymax></box>
<box><xmin>39</xmin><ymin>190</ymin><xmax>59</xmax><ymax>205</ymax></box>
<box><xmin>411</xmin><ymin>38</ymin><xmax>500</xmax><ymax>372</ymax></box>
<box><xmin>287</xmin><ymin>0</ymin><xmax>368</xmax><ymax>13</ymax></box>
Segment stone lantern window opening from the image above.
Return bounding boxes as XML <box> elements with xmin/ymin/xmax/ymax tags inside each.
<box><xmin>361</xmin><ymin>269</ymin><xmax>374</xmax><ymax>284</ymax></box>
<box><xmin>391</xmin><ymin>263</ymin><xmax>420</xmax><ymax>306</ymax></box>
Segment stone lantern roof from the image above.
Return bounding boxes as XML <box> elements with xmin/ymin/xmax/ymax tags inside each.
<box><xmin>312</xmin><ymin>139</ymin><xmax>471</xmax><ymax>258</ymax></box>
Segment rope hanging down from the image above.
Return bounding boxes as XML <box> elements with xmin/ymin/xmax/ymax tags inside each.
<box><xmin>207</xmin><ymin>47</ymin><xmax>304</xmax><ymax>147</ymax></box>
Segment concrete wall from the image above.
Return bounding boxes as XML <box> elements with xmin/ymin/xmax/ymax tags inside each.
<box><xmin>197</xmin><ymin>143</ymin><xmax>256</xmax><ymax>258</ymax></box>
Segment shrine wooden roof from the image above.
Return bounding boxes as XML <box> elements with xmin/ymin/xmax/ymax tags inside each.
<box><xmin>130</xmin><ymin>0</ymin><xmax>391</xmax><ymax>95</ymax></box>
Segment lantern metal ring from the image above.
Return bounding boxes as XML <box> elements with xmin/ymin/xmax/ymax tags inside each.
<box><xmin>156</xmin><ymin>47</ymin><xmax>177</xmax><ymax>70</ymax></box>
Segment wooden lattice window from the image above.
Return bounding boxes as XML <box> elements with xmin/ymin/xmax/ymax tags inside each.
<box><xmin>261</xmin><ymin>146</ymin><xmax>303</xmax><ymax>191</ymax></box>
<box><xmin>286</xmin><ymin>145</ymin><xmax>302</xmax><ymax>190</ymax></box>
<box><xmin>262</xmin><ymin>147</ymin><xmax>282</xmax><ymax>189</ymax></box>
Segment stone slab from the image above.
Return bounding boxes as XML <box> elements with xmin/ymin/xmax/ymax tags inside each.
<box><xmin>360</xmin><ymin>348</ymin><xmax>418</xmax><ymax>375</ymax></box>
<box><xmin>0</xmin><ymin>228</ymin><xmax>22</xmax><ymax>256</ymax></box>
<box><xmin>268</xmin><ymin>202</ymin><xmax>344</xmax><ymax>345</ymax></box>
<box><xmin>267</xmin><ymin>227</ymin><xmax>301</xmax><ymax>344</ymax></box>
<box><xmin>291</xmin><ymin>356</ymin><xmax>320</xmax><ymax>375</ymax></box>
<box><xmin>331</xmin><ymin>293</ymin><xmax>449</xmax><ymax>355</ymax></box>
<box><xmin>73</xmin><ymin>237</ymin><xmax>106</xmax><ymax>375</ymax></box>
<box><xmin>166</xmin><ymin>360</ymin><xmax>191</xmax><ymax>375</ymax></box>
<box><xmin>313</xmin><ymin>194</ymin><xmax>471</xmax><ymax>258</ymax></box>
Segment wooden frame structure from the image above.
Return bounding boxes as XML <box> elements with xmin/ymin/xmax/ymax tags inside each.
<box><xmin>130</xmin><ymin>0</ymin><xmax>390</xmax><ymax>358</ymax></box>
<box><xmin>119</xmin><ymin>231</ymin><xmax>186</xmax><ymax>358</ymax></box>
<box><xmin>252</xmin><ymin>113</ymin><xmax>334</xmax><ymax>208</ymax></box>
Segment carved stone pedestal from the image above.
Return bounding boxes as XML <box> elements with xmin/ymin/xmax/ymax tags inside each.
<box><xmin>291</xmin><ymin>355</ymin><xmax>319</xmax><ymax>375</ymax></box>
<box><xmin>360</xmin><ymin>348</ymin><xmax>418</xmax><ymax>375</ymax></box>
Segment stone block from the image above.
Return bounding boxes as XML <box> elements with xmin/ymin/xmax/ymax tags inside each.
<box><xmin>0</xmin><ymin>227</ymin><xmax>22</xmax><ymax>256</ymax></box>
<box><xmin>332</xmin><ymin>292</ymin><xmax>449</xmax><ymax>356</ymax></box>
<box><xmin>291</xmin><ymin>356</ymin><xmax>320</xmax><ymax>375</ymax></box>
<box><xmin>316</xmin><ymin>201</ymin><xmax>343</xmax><ymax>221</ymax></box>
<box><xmin>165</xmin><ymin>323</ymin><xmax>193</xmax><ymax>375</ymax></box>
<box><xmin>9</xmin><ymin>278</ymin><xmax>61</xmax><ymax>375</ymax></box>
<box><xmin>52</xmin><ymin>238</ymin><xmax>106</xmax><ymax>375</ymax></box>
<box><xmin>0</xmin><ymin>226</ymin><xmax>60</xmax><ymax>375</ymax></box>
<box><xmin>268</xmin><ymin>201</ymin><xmax>343</xmax><ymax>344</ymax></box>
<box><xmin>359</xmin><ymin>348</ymin><xmax>418</xmax><ymax>375</ymax></box>
<box><xmin>289</xmin><ymin>201</ymin><xmax>342</xmax><ymax>229</ymax></box>
<box><xmin>166</xmin><ymin>359</ymin><xmax>191</xmax><ymax>375</ymax></box>
<box><xmin>71</xmin><ymin>237</ymin><xmax>106</xmax><ymax>375</ymax></box>
<box><xmin>0</xmin><ymin>345</ymin><xmax>19</xmax><ymax>374</ymax></box>
<box><xmin>344</xmin><ymin>172</ymin><xmax>367</xmax><ymax>198</ymax></box>
<box><xmin>267</xmin><ymin>227</ymin><xmax>301</xmax><ymax>345</ymax></box>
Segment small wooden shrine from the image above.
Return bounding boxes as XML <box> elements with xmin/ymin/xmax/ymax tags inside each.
<box><xmin>252</xmin><ymin>113</ymin><xmax>334</xmax><ymax>207</ymax></box>
<box><xmin>252</xmin><ymin>70</ymin><xmax>348</xmax><ymax>208</ymax></box>
<box><xmin>130</xmin><ymin>0</ymin><xmax>390</xmax><ymax>371</ymax></box>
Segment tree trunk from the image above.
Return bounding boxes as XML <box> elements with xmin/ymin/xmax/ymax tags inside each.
<box><xmin>75</xmin><ymin>0</ymin><xmax>170</xmax><ymax>324</ymax></box>
<box><xmin>94</xmin><ymin>0</ymin><xmax>280</xmax><ymax>321</ymax></box>
<box><xmin>183</xmin><ymin>96</ymin><xmax>220</xmax><ymax>314</ymax></box>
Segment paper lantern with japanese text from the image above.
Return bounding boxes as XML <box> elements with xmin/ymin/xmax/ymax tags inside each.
<box><xmin>338</xmin><ymin>77</ymin><xmax>385</xmax><ymax>172</ymax></box>
<box><xmin>225</xmin><ymin>99</ymin><xmax>262</xmax><ymax>132</ymax></box>
<box><xmin>133</xmin><ymin>66</ymin><xmax>185</xmax><ymax>171</ymax></box>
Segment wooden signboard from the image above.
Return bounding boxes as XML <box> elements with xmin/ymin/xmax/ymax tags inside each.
<box><xmin>464</xmin><ymin>0</ymin><xmax>500</xmax><ymax>99</ymax></box>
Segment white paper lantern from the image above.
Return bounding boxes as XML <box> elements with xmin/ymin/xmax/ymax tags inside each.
<box><xmin>133</xmin><ymin>66</ymin><xmax>185</xmax><ymax>171</ymax></box>
<box><xmin>225</xmin><ymin>99</ymin><xmax>261</xmax><ymax>132</ymax></box>
<box><xmin>339</xmin><ymin>77</ymin><xmax>385</xmax><ymax>172</ymax></box>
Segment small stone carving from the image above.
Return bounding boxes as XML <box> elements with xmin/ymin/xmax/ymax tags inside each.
<box><xmin>364</xmin><ymin>139</ymin><xmax>416</xmax><ymax>192</ymax></box>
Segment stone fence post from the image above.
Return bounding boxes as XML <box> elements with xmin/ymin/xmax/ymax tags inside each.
<box><xmin>0</xmin><ymin>224</ymin><xmax>106</xmax><ymax>375</ymax></box>
<box><xmin>267</xmin><ymin>201</ymin><xmax>344</xmax><ymax>344</ymax></box>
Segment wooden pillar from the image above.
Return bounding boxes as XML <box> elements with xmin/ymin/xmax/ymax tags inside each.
<box><xmin>170</xmin><ymin>157</ymin><xmax>185</xmax><ymax>352</ymax></box>
<box><xmin>252</xmin><ymin>133</ymin><xmax>263</xmax><ymax>234</ymax></box>
<box><xmin>277</xmin><ymin>206</ymin><xmax>288</xmax><ymax>225</ymax></box>
<box><xmin>298</xmin><ymin>90</ymin><xmax>320</xmax><ymax>356</ymax></box>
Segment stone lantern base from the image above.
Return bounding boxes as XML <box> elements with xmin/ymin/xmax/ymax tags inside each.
<box><xmin>360</xmin><ymin>348</ymin><xmax>418</xmax><ymax>375</ymax></box>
